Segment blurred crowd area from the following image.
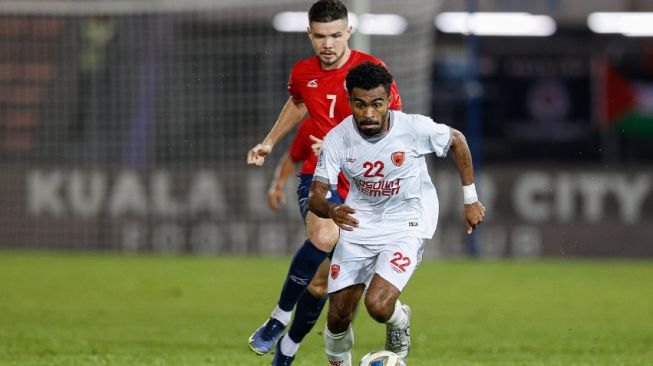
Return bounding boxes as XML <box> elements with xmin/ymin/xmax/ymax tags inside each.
<box><xmin>432</xmin><ymin>25</ymin><xmax>653</xmax><ymax>164</ymax></box>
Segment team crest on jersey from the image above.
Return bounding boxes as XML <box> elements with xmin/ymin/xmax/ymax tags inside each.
<box><xmin>307</xmin><ymin>79</ymin><xmax>318</xmax><ymax>88</ymax></box>
<box><xmin>391</xmin><ymin>151</ymin><xmax>405</xmax><ymax>166</ymax></box>
<box><xmin>330</xmin><ymin>264</ymin><xmax>340</xmax><ymax>279</ymax></box>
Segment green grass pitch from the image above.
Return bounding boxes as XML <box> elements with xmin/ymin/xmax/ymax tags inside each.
<box><xmin>1</xmin><ymin>251</ymin><xmax>652</xmax><ymax>365</ymax></box>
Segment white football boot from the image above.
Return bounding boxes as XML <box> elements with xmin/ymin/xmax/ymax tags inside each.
<box><xmin>385</xmin><ymin>303</ymin><xmax>411</xmax><ymax>359</ymax></box>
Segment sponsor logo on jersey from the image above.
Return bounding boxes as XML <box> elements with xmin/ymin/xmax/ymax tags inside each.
<box><xmin>307</xmin><ymin>79</ymin><xmax>318</xmax><ymax>88</ymax></box>
<box><xmin>346</xmin><ymin>157</ymin><xmax>356</xmax><ymax>163</ymax></box>
<box><xmin>330</xmin><ymin>264</ymin><xmax>340</xmax><ymax>279</ymax></box>
<box><xmin>391</xmin><ymin>151</ymin><xmax>405</xmax><ymax>166</ymax></box>
<box><xmin>409</xmin><ymin>222</ymin><xmax>418</xmax><ymax>227</ymax></box>
<box><xmin>352</xmin><ymin>177</ymin><xmax>400</xmax><ymax>197</ymax></box>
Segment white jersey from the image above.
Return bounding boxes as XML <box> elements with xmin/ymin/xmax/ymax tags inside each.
<box><xmin>314</xmin><ymin>110</ymin><xmax>452</xmax><ymax>244</ymax></box>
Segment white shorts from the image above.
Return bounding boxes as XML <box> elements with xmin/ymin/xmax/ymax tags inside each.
<box><xmin>328</xmin><ymin>234</ymin><xmax>424</xmax><ymax>294</ymax></box>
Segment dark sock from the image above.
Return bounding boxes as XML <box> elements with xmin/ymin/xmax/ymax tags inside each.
<box><xmin>287</xmin><ymin>292</ymin><xmax>328</xmax><ymax>343</ymax></box>
<box><xmin>277</xmin><ymin>240</ymin><xmax>328</xmax><ymax>311</ymax></box>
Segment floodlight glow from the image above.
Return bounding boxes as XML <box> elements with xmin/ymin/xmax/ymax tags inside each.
<box><xmin>272</xmin><ymin>12</ymin><xmax>308</xmax><ymax>33</ymax></box>
<box><xmin>273</xmin><ymin>12</ymin><xmax>405</xmax><ymax>35</ymax></box>
<box><xmin>359</xmin><ymin>14</ymin><xmax>407</xmax><ymax>35</ymax></box>
<box><xmin>435</xmin><ymin>12</ymin><xmax>556</xmax><ymax>36</ymax></box>
<box><xmin>588</xmin><ymin>12</ymin><xmax>653</xmax><ymax>37</ymax></box>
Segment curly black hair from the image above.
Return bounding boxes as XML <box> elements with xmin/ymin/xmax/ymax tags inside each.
<box><xmin>309</xmin><ymin>0</ymin><xmax>348</xmax><ymax>23</ymax></box>
<box><xmin>345</xmin><ymin>61</ymin><xmax>393</xmax><ymax>95</ymax></box>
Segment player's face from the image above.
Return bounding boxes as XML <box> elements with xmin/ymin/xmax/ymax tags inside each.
<box><xmin>308</xmin><ymin>19</ymin><xmax>352</xmax><ymax>70</ymax></box>
<box><xmin>349</xmin><ymin>85</ymin><xmax>391</xmax><ymax>137</ymax></box>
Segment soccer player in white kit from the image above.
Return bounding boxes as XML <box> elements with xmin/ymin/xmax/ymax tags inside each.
<box><xmin>309</xmin><ymin>61</ymin><xmax>486</xmax><ymax>365</ymax></box>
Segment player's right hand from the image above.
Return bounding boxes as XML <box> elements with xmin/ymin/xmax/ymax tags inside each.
<box><xmin>267</xmin><ymin>186</ymin><xmax>286</xmax><ymax>210</ymax></box>
<box><xmin>309</xmin><ymin>135</ymin><xmax>323</xmax><ymax>156</ymax></box>
<box><xmin>328</xmin><ymin>204</ymin><xmax>359</xmax><ymax>231</ymax></box>
<box><xmin>247</xmin><ymin>143</ymin><xmax>272</xmax><ymax>166</ymax></box>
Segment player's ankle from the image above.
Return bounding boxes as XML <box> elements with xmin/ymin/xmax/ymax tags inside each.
<box><xmin>271</xmin><ymin>305</ymin><xmax>292</xmax><ymax>326</ymax></box>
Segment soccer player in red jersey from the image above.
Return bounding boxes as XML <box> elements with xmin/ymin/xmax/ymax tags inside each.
<box><xmin>267</xmin><ymin>117</ymin><xmax>314</xmax><ymax>211</ymax></box>
<box><xmin>268</xmin><ymin>117</ymin><xmax>348</xmax><ymax>212</ymax></box>
<box><xmin>246</xmin><ymin>1</ymin><xmax>401</xmax><ymax>364</ymax></box>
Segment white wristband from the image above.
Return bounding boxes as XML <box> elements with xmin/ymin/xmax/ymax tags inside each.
<box><xmin>462</xmin><ymin>183</ymin><xmax>478</xmax><ymax>204</ymax></box>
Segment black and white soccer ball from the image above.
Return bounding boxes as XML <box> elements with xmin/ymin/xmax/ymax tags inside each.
<box><xmin>357</xmin><ymin>350</ymin><xmax>406</xmax><ymax>366</ymax></box>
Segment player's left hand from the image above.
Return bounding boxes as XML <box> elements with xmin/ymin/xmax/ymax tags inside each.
<box><xmin>464</xmin><ymin>201</ymin><xmax>485</xmax><ymax>234</ymax></box>
<box><xmin>309</xmin><ymin>135</ymin><xmax>323</xmax><ymax>156</ymax></box>
<box><xmin>267</xmin><ymin>186</ymin><xmax>286</xmax><ymax>210</ymax></box>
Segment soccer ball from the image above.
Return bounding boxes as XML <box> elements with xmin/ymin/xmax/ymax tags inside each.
<box><xmin>357</xmin><ymin>350</ymin><xmax>405</xmax><ymax>366</ymax></box>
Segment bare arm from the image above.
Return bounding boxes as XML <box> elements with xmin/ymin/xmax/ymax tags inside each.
<box><xmin>309</xmin><ymin>180</ymin><xmax>358</xmax><ymax>231</ymax></box>
<box><xmin>267</xmin><ymin>152</ymin><xmax>299</xmax><ymax>210</ymax></box>
<box><xmin>449</xmin><ymin>128</ymin><xmax>486</xmax><ymax>234</ymax></box>
<box><xmin>247</xmin><ymin>97</ymin><xmax>308</xmax><ymax>166</ymax></box>
<box><xmin>449</xmin><ymin>128</ymin><xmax>475</xmax><ymax>185</ymax></box>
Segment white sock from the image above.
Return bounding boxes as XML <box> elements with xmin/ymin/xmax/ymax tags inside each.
<box><xmin>271</xmin><ymin>305</ymin><xmax>292</xmax><ymax>326</ymax></box>
<box><xmin>385</xmin><ymin>300</ymin><xmax>407</xmax><ymax>329</ymax></box>
<box><xmin>279</xmin><ymin>334</ymin><xmax>300</xmax><ymax>357</ymax></box>
<box><xmin>324</xmin><ymin>325</ymin><xmax>354</xmax><ymax>366</ymax></box>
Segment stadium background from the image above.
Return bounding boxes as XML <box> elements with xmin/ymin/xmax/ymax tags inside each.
<box><xmin>1</xmin><ymin>0</ymin><xmax>652</xmax><ymax>258</ymax></box>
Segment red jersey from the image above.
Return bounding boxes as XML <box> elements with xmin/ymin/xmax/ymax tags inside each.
<box><xmin>288</xmin><ymin>117</ymin><xmax>313</xmax><ymax>163</ymax></box>
<box><xmin>288</xmin><ymin>49</ymin><xmax>403</xmax><ymax>180</ymax></box>
<box><xmin>288</xmin><ymin>117</ymin><xmax>349</xmax><ymax>199</ymax></box>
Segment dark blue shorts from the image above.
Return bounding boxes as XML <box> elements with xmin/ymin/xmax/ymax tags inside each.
<box><xmin>297</xmin><ymin>173</ymin><xmax>344</xmax><ymax>221</ymax></box>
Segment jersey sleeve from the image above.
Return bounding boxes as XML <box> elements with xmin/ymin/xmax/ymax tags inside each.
<box><xmin>287</xmin><ymin>66</ymin><xmax>303</xmax><ymax>102</ymax></box>
<box><xmin>414</xmin><ymin>116</ymin><xmax>453</xmax><ymax>157</ymax></box>
<box><xmin>313</xmin><ymin>131</ymin><xmax>341</xmax><ymax>190</ymax></box>
<box><xmin>389</xmin><ymin>81</ymin><xmax>402</xmax><ymax>111</ymax></box>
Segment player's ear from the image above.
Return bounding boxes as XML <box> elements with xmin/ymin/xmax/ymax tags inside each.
<box><xmin>345</xmin><ymin>25</ymin><xmax>353</xmax><ymax>39</ymax></box>
<box><xmin>307</xmin><ymin>23</ymin><xmax>315</xmax><ymax>40</ymax></box>
<box><xmin>348</xmin><ymin>96</ymin><xmax>356</xmax><ymax>109</ymax></box>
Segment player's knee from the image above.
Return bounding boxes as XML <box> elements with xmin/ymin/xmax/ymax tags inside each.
<box><xmin>327</xmin><ymin>304</ymin><xmax>353</xmax><ymax>333</ymax></box>
<box><xmin>307</xmin><ymin>280</ymin><xmax>328</xmax><ymax>299</ymax></box>
<box><xmin>306</xmin><ymin>218</ymin><xmax>339</xmax><ymax>251</ymax></box>
<box><xmin>364</xmin><ymin>295</ymin><xmax>393</xmax><ymax>323</ymax></box>
<box><xmin>307</xmin><ymin>229</ymin><xmax>338</xmax><ymax>251</ymax></box>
